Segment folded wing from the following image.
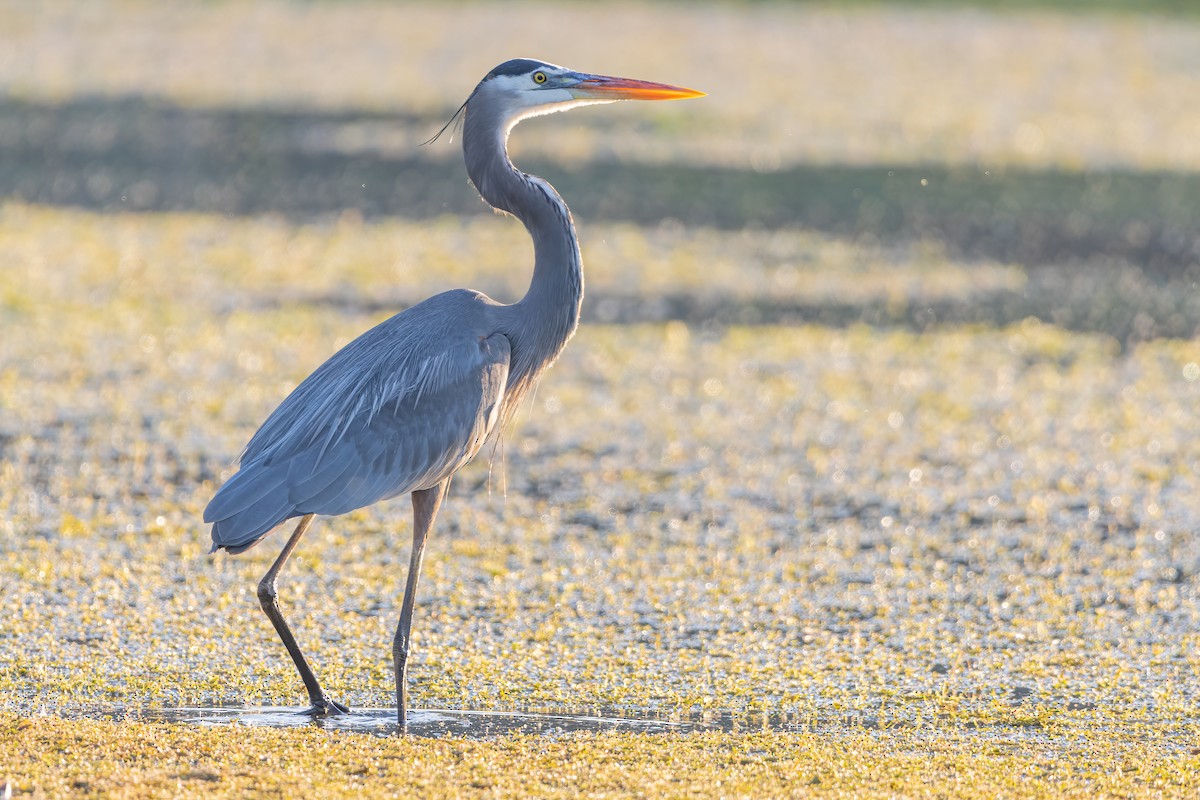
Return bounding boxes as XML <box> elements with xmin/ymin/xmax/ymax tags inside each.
<box><xmin>205</xmin><ymin>309</ymin><xmax>510</xmax><ymax>554</ymax></box>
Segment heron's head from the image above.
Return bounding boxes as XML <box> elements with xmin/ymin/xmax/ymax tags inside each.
<box><xmin>436</xmin><ymin>58</ymin><xmax>703</xmax><ymax>144</ymax></box>
<box><xmin>478</xmin><ymin>58</ymin><xmax>703</xmax><ymax>124</ymax></box>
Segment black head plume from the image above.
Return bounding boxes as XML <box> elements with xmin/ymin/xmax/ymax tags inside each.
<box><xmin>422</xmin><ymin>94</ymin><xmax>470</xmax><ymax>147</ymax></box>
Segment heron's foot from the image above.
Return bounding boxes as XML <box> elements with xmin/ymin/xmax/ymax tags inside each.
<box><xmin>297</xmin><ymin>697</ymin><xmax>350</xmax><ymax>717</ymax></box>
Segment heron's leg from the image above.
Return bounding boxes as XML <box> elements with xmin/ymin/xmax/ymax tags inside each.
<box><xmin>393</xmin><ymin>479</ymin><xmax>450</xmax><ymax>731</ymax></box>
<box><xmin>257</xmin><ymin>513</ymin><xmax>349</xmax><ymax>717</ymax></box>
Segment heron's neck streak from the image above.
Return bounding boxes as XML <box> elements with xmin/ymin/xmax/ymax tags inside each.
<box><xmin>463</xmin><ymin>109</ymin><xmax>584</xmax><ymax>398</ymax></box>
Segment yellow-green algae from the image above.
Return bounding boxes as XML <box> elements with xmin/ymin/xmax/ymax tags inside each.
<box><xmin>2</xmin><ymin>200</ymin><xmax>1198</xmax><ymax>756</ymax></box>
<box><xmin>4</xmin><ymin>713</ymin><xmax>1199</xmax><ymax>799</ymax></box>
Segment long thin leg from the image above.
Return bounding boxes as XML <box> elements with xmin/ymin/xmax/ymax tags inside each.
<box><xmin>257</xmin><ymin>513</ymin><xmax>349</xmax><ymax>717</ymax></box>
<box><xmin>394</xmin><ymin>479</ymin><xmax>450</xmax><ymax>731</ymax></box>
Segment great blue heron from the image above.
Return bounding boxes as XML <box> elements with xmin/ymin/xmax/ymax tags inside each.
<box><xmin>204</xmin><ymin>58</ymin><xmax>703</xmax><ymax>729</ymax></box>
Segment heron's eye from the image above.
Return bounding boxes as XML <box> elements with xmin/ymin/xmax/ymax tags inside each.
<box><xmin>532</xmin><ymin>71</ymin><xmax>547</xmax><ymax>85</ymax></box>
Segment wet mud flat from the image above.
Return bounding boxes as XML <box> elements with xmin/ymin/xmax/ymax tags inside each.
<box><xmin>4</xmin><ymin>1</ymin><xmax>1200</xmax><ymax>795</ymax></box>
<box><xmin>7</xmin><ymin>708</ymin><xmax>1196</xmax><ymax>799</ymax></box>
<box><xmin>2</xmin><ymin>203</ymin><xmax>1200</xmax><ymax>796</ymax></box>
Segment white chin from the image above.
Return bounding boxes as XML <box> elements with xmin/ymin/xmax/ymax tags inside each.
<box><xmin>511</xmin><ymin>94</ymin><xmax>616</xmax><ymax>124</ymax></box>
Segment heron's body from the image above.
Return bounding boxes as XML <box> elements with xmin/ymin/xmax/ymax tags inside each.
<box><xmin>204</xmin><ymin>58</ymin><xmax>701</xmax><ymax>730</ymax></box>
<box><xmin>208</xmin><ymin>288</ymin><xmax>558</xmax><ymax>553</ymax></box>
<box><xmin>207</xmin><ymin>291</ymin><xmax>507</xmax><ymax>552</ymax></box>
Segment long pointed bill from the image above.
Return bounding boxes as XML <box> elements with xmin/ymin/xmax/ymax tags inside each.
<box><xmin>571</xmin><ymin>75</ymin><xmax>705</xmax><ymax>101</ymax></box>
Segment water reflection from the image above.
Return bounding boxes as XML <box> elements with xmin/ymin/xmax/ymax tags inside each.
<box><xmin>132</xmin><ymin>706</ymin><xmax>719</xmax><ymax>739</ymax></box>
<box><xmin>101</xmin><ymin>706</ymin><xmax>1197</xmax><ymax>751</ymax></box>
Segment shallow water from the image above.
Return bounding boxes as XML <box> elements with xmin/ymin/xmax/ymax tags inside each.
<box><xmin>117</xmin><ymin>706</ymin><xmax>1195</xmax><ymax>751</ymax></box>
<box><xmin>131</xmin><ymin>706</ymin><xmax>715</xmax><ymax>739</ymax></box>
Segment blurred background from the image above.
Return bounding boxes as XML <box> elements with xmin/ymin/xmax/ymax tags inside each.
<box><xmin>3</xmin><ymin>0</ymin><xmax>1199</xmax><ymax>341</ymax></box>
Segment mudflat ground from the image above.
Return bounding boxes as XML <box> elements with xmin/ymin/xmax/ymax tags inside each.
<box><xmin>2</xmin><ymin>2</ymin><xmax>1199</xmax><ymax>797</ymax></box>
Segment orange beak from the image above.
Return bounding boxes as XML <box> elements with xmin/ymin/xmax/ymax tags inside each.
<box><xmin>571</xmin><ymin>74</ymin><xmax>706</xmax><ymax>101</ymax></box>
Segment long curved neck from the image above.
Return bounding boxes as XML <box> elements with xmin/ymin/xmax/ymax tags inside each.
<box><xmin>462</xmin><ymin>102</ymin><xmax>584</xmax><ymax>390</ymax></box>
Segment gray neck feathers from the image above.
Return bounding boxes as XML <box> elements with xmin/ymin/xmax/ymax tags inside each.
<box><xmin>462</xmin><ymin>93</ymin><xmax>584</xmax><ymax>397</ymax></box>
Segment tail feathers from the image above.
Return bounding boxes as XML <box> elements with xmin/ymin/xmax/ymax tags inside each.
<box><xmin>209</xmin><ymin>505</ymin><xmax>297</xmax><ymax>554</ymax></box>
<box><xmin>206</xmin><ymin>460</ymin><xmax>299</xmax><ymax>554</ymax></box>
<box><xmin>203</xmin><ymin>458</ymin><xmax>290</xmax><ymax>524</ymax></box>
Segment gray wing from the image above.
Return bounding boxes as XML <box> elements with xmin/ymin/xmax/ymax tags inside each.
<box><xmin>205</xmin><ymin>304</ymin><xmax>509</xmax><ymax>553</ymax></box>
